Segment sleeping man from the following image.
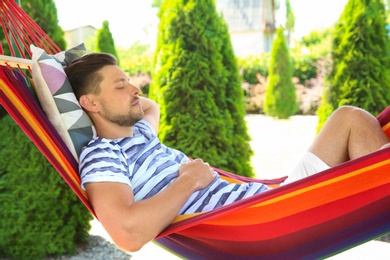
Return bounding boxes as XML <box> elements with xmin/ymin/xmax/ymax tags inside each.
<box><xmin>65</xmin><ymin>52</ymin><xmax>390</xmax><ymax>252</ymax></box>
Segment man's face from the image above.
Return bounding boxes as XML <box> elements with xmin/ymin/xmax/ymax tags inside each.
<box><xmin>95</xmin><ymin>65</ymin><xmax>144</xmax><ymax>127</ymax></box>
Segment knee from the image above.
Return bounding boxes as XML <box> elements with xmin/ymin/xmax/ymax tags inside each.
<box><xmin>332</xmin><ymin>105</ymin><xmax>359</xmax><ymax>119</ymax></box>
<box><xmin>334</xmin><ymin>105</ymin><xmax>358</xmax><ymax>114</ymax></box>
<box><xmin>333</xmin><ymin>105</ymin><xmax>374</xmax><ymax>124</ymax></box>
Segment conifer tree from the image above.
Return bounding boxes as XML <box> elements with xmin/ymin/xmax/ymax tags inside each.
<box><xmin>149</xmin><ymin>0</ymin><xmax>254</xmax><ymax>177</ymax></box>
<box><xmin>96</xmin><ymin>20</ymin><xmax>120</xmax><ymax>64</ymax></box>
<box><xmin>318</xmin><ymin>0</ymin><xmax>390</xmax><ymax>129</ymax></box>
<box><xmin>264</xmin><ymin>27</ymin><xmax>297</xmax><ymax>118</ymax></box>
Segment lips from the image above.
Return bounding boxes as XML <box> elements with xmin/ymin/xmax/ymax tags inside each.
<box><xmin>132</xmin><ymin>97</ymin><xmax>140</xmax><ymax>106</ymax></box>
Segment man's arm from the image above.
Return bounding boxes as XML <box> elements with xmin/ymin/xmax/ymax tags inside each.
<box><xmin>139</xmin><ymin>96</ymin><xmax>160</xmax><ymax>134</ymax></box>
<box><xmin>85</xmin><ymin>159</ymin><xmax>215</xmax><ymax>252</ymax></box>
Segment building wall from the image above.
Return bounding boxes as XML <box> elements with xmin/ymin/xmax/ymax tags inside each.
<box><xmin>217</xmin><ymin>0</ymin><xmax>276</xmax><ymax>57</ymax></box>
<box><xmin>64</xmin><ymin>26</ymin><xmax>96</xmax><ymax>49</ymax></box>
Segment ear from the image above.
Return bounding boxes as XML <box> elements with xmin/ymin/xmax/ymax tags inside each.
<box><xmin>79</xmin><ymin>95</ymin><xmax>99</xmax><ymax>113</ymax></box>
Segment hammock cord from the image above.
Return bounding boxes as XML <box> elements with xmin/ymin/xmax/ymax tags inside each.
<box><xmin>0</xmin><ymin>0</ymin><xmax>61</xmax><ymax>58</ymax></box>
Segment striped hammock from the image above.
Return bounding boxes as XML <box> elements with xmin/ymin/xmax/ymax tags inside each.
<box><xmin>1</xmin><ymin>64</ymin><xmax>390</xmax><ymax>259</ymax></box>
<box><xmin>1</xmin><ymin>0</ymin><xmax>390</xmax><ymax>258</ymax></box>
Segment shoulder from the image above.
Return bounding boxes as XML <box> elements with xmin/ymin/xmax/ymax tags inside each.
<box><xmin>79</xmin><ymin>138</ymin><xmax>127</xmax><ymax>173</ymax></box>
<box><xmin>133</xmin><ymin>120</ymin><xmax>156</xmax><ymax>137</ymax></box>
<box><xmin>80</xmin><ymin>138</ymin><xmax>122</xmax><ymax>160</ymax></box>
<box><xmin>78</xmin><ymin>138</ymin><xmax>131</xmax><ymax>190</ymax></box>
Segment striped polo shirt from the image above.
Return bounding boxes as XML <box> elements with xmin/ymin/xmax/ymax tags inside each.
<box><xmin>79</xmin><ymin>120</ymin><xmax>268</xmax><ymax>214</ymax></box>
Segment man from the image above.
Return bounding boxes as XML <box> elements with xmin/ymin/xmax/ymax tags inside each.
<box><xmin>65</xmin><ymin>53</ymin><xmax>389</xmax><ymax>252</ymax></box>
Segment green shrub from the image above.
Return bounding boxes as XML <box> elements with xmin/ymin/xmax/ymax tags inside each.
<box><xmin>122</xmin><ymin>54</ymin><xmax>153</xmax><ymax>77</ymax></box>
<box><xmin>291</xmin><ymin>54</ymin><xmax>318</xmax><ymax>84</ymax></box>
<box><xmin>301</xmin><ymin>29</ymin><xmax>332</xmax><ymax>47</ymax></box>
<box><xmin>237</xmin><ymin>53</ymin><xmax>270</xmax><ymax>84</ymax></box>
<box><xmin>264</xmin><ymin>28</ymin><xmax>298</xmax><ymax>118</ymax></box>
<box><xmin>0</xmin><ymin>116</ymin><xmax>92</xmax><ymax>259</ymax></box>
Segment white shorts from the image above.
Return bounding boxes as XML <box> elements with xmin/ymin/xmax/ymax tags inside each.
<box><xmin>283</xmin><ymin>151</ymin><xmax>330</xmax><ymax>185</ymax></box>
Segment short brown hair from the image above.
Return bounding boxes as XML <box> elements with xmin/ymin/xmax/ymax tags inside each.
<box><xmin>65</xmin><ymin>53</ymin><xmax>118</xmax><ymax>100</ymax></box>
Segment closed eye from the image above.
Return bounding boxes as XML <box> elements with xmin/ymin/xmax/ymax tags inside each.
<box><xmin>115</xmin><ymin>78</ymin><xmax>129</xmax><ymax>89</ymax></box>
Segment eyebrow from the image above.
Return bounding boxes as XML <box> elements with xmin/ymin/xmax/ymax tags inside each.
<box><xmin>113</xmin><ymin>76</ymin><xmax>130</xmax><ymax>84</ymax></box>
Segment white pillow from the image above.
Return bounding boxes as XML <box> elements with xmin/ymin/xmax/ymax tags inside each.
<box><xmin>31</xmin><ymin>43</ymin><xmax>96</xmax><ymax>161</ymax></box>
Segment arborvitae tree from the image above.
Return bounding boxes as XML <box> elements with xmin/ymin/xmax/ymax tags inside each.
<box><xmin>0</xmin><ymin>116</ymin><xmax>92</xmax><ymax>259</ymax></box>
<box><xmin>149</xmin><ymin>0</ymin><xmax>254</xmax><ymax>177</ymax></box>
<box><xmin>264</xmin><ymin>27</ymin><xmax>297</xmax><ymax>119</ymax></box>
<box><xmin>96</xmin><ymin>20</ymin><xmax>119</xmax><ymax>64</ymax></box>
<box><xmin>22</xmin><ymin>0</ymin><xmax>66</xmax><ymax>50</ymax></box>
<box><xmin>318</xmin><ymin>0</ymin><xmax>390</xmax><ymax>130</ymax></box>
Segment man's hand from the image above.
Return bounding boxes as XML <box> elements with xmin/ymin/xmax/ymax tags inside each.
<box><xmin>179</xmin><ymin>158</ymin><xmax>216</xmax><ymax>190</ymax></box>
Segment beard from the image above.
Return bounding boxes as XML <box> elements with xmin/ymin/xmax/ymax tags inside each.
<box><xmin>100</xmin><ymin>99</ymin><xmax>144</xmax><ymax>127</ymax></box>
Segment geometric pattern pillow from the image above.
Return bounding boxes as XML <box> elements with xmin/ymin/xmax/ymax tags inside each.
<box><xmin>31</xmin><ymin>43</ymin><xmax>96</xmax><ymax>161</ymax></box>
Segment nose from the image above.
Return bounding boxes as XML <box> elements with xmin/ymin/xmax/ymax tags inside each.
<box><xmin>129</xmin><ymin>83</ymin><xmax>141</xmax><ymax>96</ymax></box>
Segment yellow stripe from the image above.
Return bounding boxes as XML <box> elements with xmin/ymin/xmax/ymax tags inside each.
<box><xmin>382</xmin><ymin>121</ymin><xmax>390</xmax><ymax>133</ymax></box>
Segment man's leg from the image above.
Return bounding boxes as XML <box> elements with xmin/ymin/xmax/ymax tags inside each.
<box><xmin>310</xmin><ymin>105</ymin><xmax>389</xmax><ymax>167</ymax></box>
<box><xmin>284</xmin><ymin>106</ymin><xmax>389</xmax><ymax>184</ymax></box>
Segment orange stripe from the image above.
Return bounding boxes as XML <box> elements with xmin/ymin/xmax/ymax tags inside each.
<box><xmin>220</xmin><ymin>175</ymin><xmax>244</xmax><ymax>184</ymax></box>
<box><xmin>382</xmin><ymin>121</ymin><xmax>390</xmax><ymax>134</ymax></box>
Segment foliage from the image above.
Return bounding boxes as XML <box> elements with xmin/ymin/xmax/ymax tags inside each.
<box><xmin>121</xmin><ymin>54</ymin><xmax>153</xmax><ymax>76</ymax></box>
<box><xmin>237</xmin><ymin>53</ymin><xmax>270</xmax><ymax>84</ymax></box>
<box><xmin>0</xmin><ymin>116</ymin><xmax>92</xmax><ymax>259</ymax></box>
<box><xmin>291</xmin><ymin>52</ymin><xmax>318</xmax><ymax>84</ymax></box>
<box><xmin>117</xmin><ymin>41</ymin><xmax>154</xmax><ymax>95</ymax></box>
<box><xmin>120</xmin><ymin>53</ymin><xmax>153</xmax><ymax>95</ymax></box>
<box><xmin>96</xmin><ymin>20</ymin><xmax>120</xmax><ymax>64</ymax></box>
<box><xmin>318</xmin><ymin>0</ymin><xmax>390</xmax><ymax>130</ymax></box>
<box><xmin>264</xmin><ymin>27</ymin><xmax>298</xmax><ymax>118</ymax></box>
<box><xmin>150</xmin><ymin>0</ymin><xmax>254</xmax><ymax>177</ymax></box>
<box><xmin>301</xmin><ymin>29</ymin><xmax>332</xmax><ymax>47</ymax></box>
<box><xmin>239</xmin><ymin>28</ymin><xmax>332</xmax><ymax>86</ymax></box>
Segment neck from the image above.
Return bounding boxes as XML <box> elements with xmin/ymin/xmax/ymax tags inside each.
<box><xmin>94</xmin><ymin>120</ymin><xmax>134</xmax><ymax>140</ymax></box>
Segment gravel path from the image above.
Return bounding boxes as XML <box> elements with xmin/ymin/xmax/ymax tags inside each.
<box><xmin>44</xmin><ymin>236</ymin><xmax>131</xmax><ymax>260</ymax></box>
